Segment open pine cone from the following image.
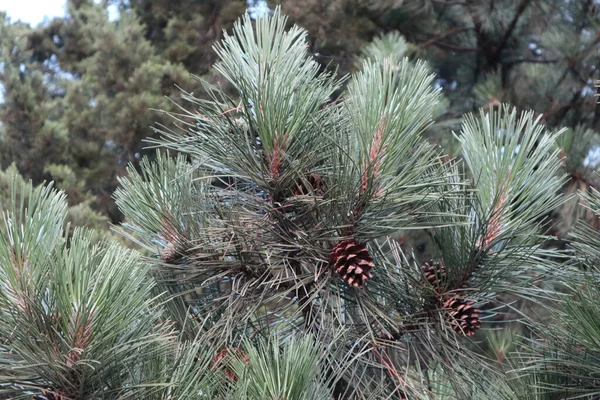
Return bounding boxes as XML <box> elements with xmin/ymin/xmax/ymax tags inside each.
<box><xmin>443</xmin><ymin>296</ymin><xmax>481</xmax><ymax>336</ymax></box>
<box><xmin>329</xmin><ymin>238</ymin><xmax>375</xmax><ymax>287</ymax></box>
<box><xmin>422</xmin><ymin>260</ymin><xmax>447</xmax><ymax>291</ymax></box>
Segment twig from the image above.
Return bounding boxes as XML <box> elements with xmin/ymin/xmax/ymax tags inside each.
<box><xmin>431</xmin><ymin>0</ymin><xmax>466</xmax><ymax>5</ymax></box>
<box><xmin>544</xmin><ymin>92</ymin><xmax>582</xmax><ymax>122</ymax></box>
<box><xmin>505</xmin><ymin>57</ymin><xmax>559</xmax><ymax>66</ymax></box>
<box><xmin>417</xmin><ymin>27</ymin><xmax>475</xmax><ymax>49</ymax></box>
<box><xmin>426</xmin><ymin>41</ymin><xmax>479</xmax><ymax>53</ymax></box>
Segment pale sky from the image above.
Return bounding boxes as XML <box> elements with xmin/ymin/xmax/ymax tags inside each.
<box><xmin>0</xmin><ymin>0</ymin><xmax>66</xmax><ymax>25</ymax></box>
<box><xmin>0</xmin><ymin>1</ymin><xmax>268</xmax><ymax>26</ymax></box>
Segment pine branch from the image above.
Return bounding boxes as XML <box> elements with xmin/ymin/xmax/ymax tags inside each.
<box><xmin>416</xmin><ymin>38</ymin><xmax>479</xmax><ymax>53</ymax></box>
<box><xmin>110</xmin><ymin>9</ymin><xmax>582</xmax><ymax>399</ymax></box>
<box><xmin>497</xmin><ymin>0</ymin><xmax>533</xmax><ymax>54</ymax></box>
<box><xmin>430</xmin><ymin>0</ymin><xmax>466</xmax><ymax>5</ymax></box>
<box><xmin>504</xmin><ymin>56</ymin><xmax>560</xmax><ymax>66</ymax></box>
<box><xmin>416</xmin><ymin>27</ymin><xmax>475</xmax><ymax>50</ymax></box>
<box><xmin>0</xmin><ymin>180</ymin><xmax>177</xmax><ymax>399</ymax></box>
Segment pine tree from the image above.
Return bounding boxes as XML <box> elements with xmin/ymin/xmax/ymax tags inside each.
<box><xmin>4</xmin><ymin>7</ymin><xmax>600</xmax><ymax>400</ymax></box>
<box><xmin>0</xmin><ymin>176</ymin><xmax>172</xmax><ymax>398</ymax></box>
<box><xmin>107</xmin><ymin>0</ymin><xmax>247</xmax><ymax>75</ymax></box>
<box><xmin>112</xmin><ymin>10</ymin><xmax>567</xmax><ymax>398</ymax></box>
<box><xmin>506</xmin><ymin>187</ymin><xmax>600</xmax><ymax>399</ymax></box>
<box><xmin>1</xmin><ymin>0</ymin><xmax>196</xmax><ymax>221</ymax></box>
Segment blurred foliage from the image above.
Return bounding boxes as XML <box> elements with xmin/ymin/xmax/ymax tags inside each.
<box><xmin>0</xmin><ymin>1</ymin><xmax>196</xmax><ymax>221</ymax></box>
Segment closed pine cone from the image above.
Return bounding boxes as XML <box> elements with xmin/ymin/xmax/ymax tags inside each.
<box><xmin>329</xmin><ymin>238</ymin><xmax>375</xmax><ymax>287</ymax></box>
<box><xmin>160</xmin><ymin>242</ymin><xmax>178</xmax><ymax>262</ymax></box>
<box><xmin>443</xmin><ymin>296</ymin><xmax>481</xmax><ymax>336</ymax></box>
<box><xmin>422</xmin><ymin>260</ymin><xmax>447</xmax><ymax>290</ymax></box>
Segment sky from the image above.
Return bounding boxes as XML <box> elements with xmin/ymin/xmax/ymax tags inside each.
<box><xmin>0</xmin><ymin>0</ymin><xmax>264</xmax><ymax>26</ymax></box>
<box><xmin>0</xmin><ymin>0</ymin><xmax>273</xmax><ymax>27</ymax></box>
<box><xmin>0</xmin><ymin>0</ymin><xmax>66</xmax><ymax>26</ymax></box>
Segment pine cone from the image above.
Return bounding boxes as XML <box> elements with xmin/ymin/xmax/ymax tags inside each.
<box><xmin>212</xmin><ymin>348</ymin><xmax>249</xmax><ymax>381</ymax></box>
<box><xmin>160</xmin><ymin>242</ymin><xmax>178</xmax><ymax>262</ymax></box>
<box><xmin>422</xmin><ymin>260</ymin><xmax>447</xmax><ymax>290</ymax></box>
<box><xmin>329</xmin><ymin>238</ymin><xmax>374</xmax><ymax>287</ymax></box>
<box><xmin>293</xmin><ymin>173</ymin><xmax>325</xmax><ymax>196</ymax></box>
<box><xmin>443</xmin><ymin>296</ymin><xmax>481</xmax><ymax>337</ymax></box>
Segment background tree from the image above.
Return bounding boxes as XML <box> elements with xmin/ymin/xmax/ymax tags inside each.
<box><xmin>113</xmin><ymin>11</ymin><xmax>569</xmax><ymax>398</ymax></box>
<box><xmin>107</xmin><ymin>0</ymin><xmax>247</xmax><ymax>75</ymax></box>
<box><xmin>1</xmin><ymin>0</ymin><xmax>196</xmax><ymax>221</ymax></box>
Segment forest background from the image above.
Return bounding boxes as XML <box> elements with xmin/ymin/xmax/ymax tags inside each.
<box><xmin>1</xmin><ymin>0</ymin><xmax>599</xmax><ymax>256</ymax></box>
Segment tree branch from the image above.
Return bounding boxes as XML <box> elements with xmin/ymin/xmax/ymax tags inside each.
<box><xmin>505</xmin><ymin>57</ymin><xmax>560</xmax><ymax>66</ymax></box>
<box><xmin>497</xmin><ymin>0</ymin><xmax>533</xmax><ymax>52</ymax></box>
<box><xmin>427</xmin><ymin>41</ymin><xmax>479</xmax><ymax>52</ymax></box>
<box><xmin>430</xmin><ymin>0</ymin><xmax>466</xmax><ymax>5</ymax></box>
<box><xmin>544</xmin><ymin>92</ymin><xmax>582</xmax><ymax>122</ymax></box>
<box><xmin>417</xmin><ymin>27</ymin><xmax>475</xmax><ymax>49</ymax></box>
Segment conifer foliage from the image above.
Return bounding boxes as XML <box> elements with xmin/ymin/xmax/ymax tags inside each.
<box><xmin>0</xmin><ymin>178</ymin><xmax>173</xmax><ymax>398</ymax></box>
<box><xmin>1</xmin><ymin>7</ymin><xmax>598</xmax><ymax>400</ymax></box>
<box><xmin>114</xmin><ymin>9</ymin><xmax>568</xmax><ymax>398</ymax></box>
